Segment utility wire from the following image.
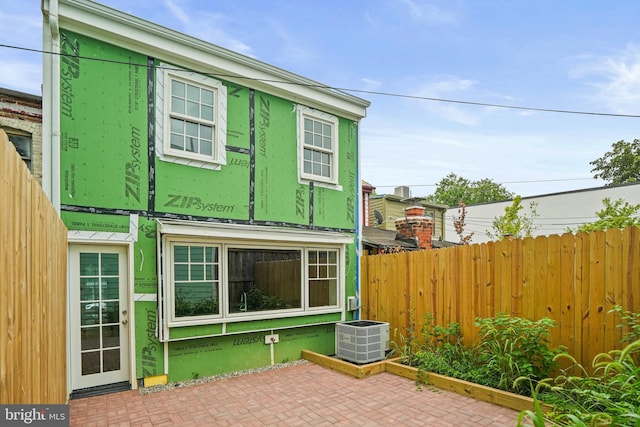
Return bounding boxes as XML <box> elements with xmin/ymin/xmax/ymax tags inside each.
<box><xmin>3</xmin><ymin>43</ymin><xmax>640</xmax><ymax>118</ymax></box>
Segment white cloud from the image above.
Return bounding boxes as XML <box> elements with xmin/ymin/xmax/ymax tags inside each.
<box><xmin>570</xmin><ymin>44</ymin><xmax>640</xmax><ymax>114</ymax></box>
<box><xmin>410</xmin><ymin>75</ymin><xmax>485</xmax><ymax>125</ymax></box>
<box><xmin>161</xmin><ymin>1</ymin><xmax>254</xmax><ymax>57</ymax></box>
<box><xmin>396</xmin><ymin>0</ymin><xmax>457</xmax><ymax>24</ymax></box>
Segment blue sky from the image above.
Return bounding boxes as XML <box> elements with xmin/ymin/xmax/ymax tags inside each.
<box><xmin>2</xmin><ymin>0</ymin><xmax>640</xmax><ymax>198</ymax></box>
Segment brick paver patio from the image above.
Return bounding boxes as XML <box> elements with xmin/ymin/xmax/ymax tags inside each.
<box><xmin>70</xmin><ymin>362</ymin><xmax>520</xmax><ymax>426</ymax></box>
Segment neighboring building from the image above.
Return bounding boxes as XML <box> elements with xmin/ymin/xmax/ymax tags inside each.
<box><xmin>42</xmin><ymin>0</ymin><xmax>369</xmax><ymax>397</ymax></box>
<box><xmin>0</xmin><ymin>88</ymin><xmax>42</xmax><ymax>184</ymax></box>
<box><xmin>361</xmin><ymin>180</ymin><xmax>375</xmax><ymax>226</ymax></box>
<box><xmin>362</xmin><ymin>205</ymin><xmax>459</xmax><ymax>254</ymax></box>
<box><xmin>368</xmin><ymin>186</ymin><xmax>449</xmax><ymax>241</ymax></box>
<box><xmin>445</xmin><ymin>182</ymin><xmax>640</xmax><ymax>244</ymax></box>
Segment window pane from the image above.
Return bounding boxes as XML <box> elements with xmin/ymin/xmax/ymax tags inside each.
<box><xmin>171</xmin><ymin>118</ymin><xmax>184</xmax><ymax>133</ymax></box>
<box><xmin>200</xmin><ymin>139</ymin><xmax>212</xmax><ymax>156</ymax></box>
<box><xmin>201</xmin><ymin>124</ymin><xmax>213</xmax><ymax>141</ymax></box>
<box><xmin>81</xmin><ymin>278</ymin><xmax>99</xmax><ymax>301</ymax></box>
<box><xmin>102</xmin><ymin>301</ymin><xmax>119</xmax><ymax>324</ymax></box>
<box><xmin>9</xmin><ymin>135</ymin><xmax>31</xmax><ymax>158</ymax></box>
<box><xmin>172</xmin><ymin>80</ymin><xmax>185</xmax><ymax>97</ymax></box>
<box><xmin>323</xmin><ymin>136</ymin><xmax>332</xmax><ymax>149</ymax></box>
<box><xmin>186</xmin><ymin>121</ymin><xmax>199</xmax><ymax>138</ymax></box>
<box><xmin>81</xmin><ymin>327</ymin><xmax>100</xmax><ymax>350</ymax></box>
<box><xmin>304</xmin><ymin>118</ymin><xmax>313</xmax><ymax>132</ymax></box>
<box><xmin>201</xmin><ymin>89</ymin><xmax>214</xmax><ymax>106</ymax></box>
<box><xmin>171</xmin><ymin>134</ymin><xmax>184</xmax><ymax>150</ymax></box>
<box><xmin>322</xmin><ymin>165</ymin><xmax>330</xmax><ymax>177</ymax></box>
<box><xmin>101</xmin><ymin>253</ymin><xmax>118</xmax><ymax>275</ymax></box>
<box><xmin>191</xmin><ymin>264</ymin><xmax>204</xmax><ymax>280</ymax></box>
<box><xmin>313</xmin><ymin>134</ymin><xmax>322</xmax><ymax>148</ymax></box>
<box><xmin>303</xmin><ymin>149</ymin><xmax>311</xmax><ymax>160</ymax></box>
<box><xmin>312</xmin><ymin>151</ymin><xmax>321</xmax><ymax>162</ymax></box>
<box><xmin>80</xmin><ymin>253</ymin><xmax>99</xmax><ymax>275</ymax></box>
<box><xmin>81</xmin><ymin>352</ymin><xmax>100</xmax><ymax>375</ymax></box>
<box><xmin>174</xmin><ymin>264</ymin><xmax>188</xmax><ymax>281</ymax></box>
<box><xmin>201</xmin><ymin>105</ymin><xmax>214</xmax><ymax>121</ymax></box>
<box><xmin>175</xmin><ymin>282</ymin><xmax>218</xmax><ymax>317</ymax></box>
<box><xmin>190</xmin><ymin>246</ymin><xmax>204</xmax><ymax>262</ymax></box>
<box><xmin>314</xmin><ymin>121</ymin><xmax>322</xmax><ymax>133</ymax></box>
<box><xmin>187</xmin><ymin>84</ymin><xmax>199</xmax><ymax>102</ymax></box>
<box><xmin>174</xmin><ymin>246</ymin><xmax>189</xmax><ymax>262</ymax></box>
<box><xmin>171</xmin><ymin>96</ymin><xmax>185</xmax><ymax>114</ymax></box>
<box><xmin>313</xmin><ymin>163</ymin><xmax>321</xmax><ymax>175</ymax></box>
<box><xmin>322</xmin><ymin>123</ymin><xmax>331</xmax><ymax>136</ymax></box>
<box><xmin>187</xmin><ymin>100</ymin><xmax>199</xmax><ymax>117</ymax></box>
<box><xmin>304</xmin><ymin>161</ymin><xmax>311</xmax><ymax>174</ymax></box>
<box><xmin>101</xmin><ymin>278</ymin><xmax>119</xmax><ymax>300</ymax></box>
<box><xmin>103</xmin><ymin>349</ymin><xmax>121</xmax><ymax>372</ymax></box>
<box><xmin>228</xmin><ymin>248</ymin><xmax>302</xmax><ymax>313</ymax></box>
<box><xmin>102</xmin><ymin>325</ymin><xmax>120</xmax><ymax>348</ymax></box>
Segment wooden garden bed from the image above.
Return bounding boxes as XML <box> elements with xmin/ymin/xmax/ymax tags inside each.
<box><xmin>301</xmin><ymin>350</ymin><xmax>551</xmax><ymax>413</ymax></box>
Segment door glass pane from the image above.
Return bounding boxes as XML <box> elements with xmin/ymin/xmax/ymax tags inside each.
<box><xmin>81</xmin><ymin>278</ymin><xmax>99</xmax><ymax>301</ymax></box>
<box><xmin>101</xmin><ymin>253</ymin><xmax>119</xmax><ymax>275</ymax></box>
<box><xmin>101</xmin><ymin>301</ymin><xmax>119</xmax><ymax>324</ymax></box>
<box><xmin>103</xmin><ymin>349</ymin><xmax>121</xmax><ymax>372</ymax></box>
<box><xmin>80</xmin><ymin>253</ymin><xmax>99</xmax><ymax>275</ymax></box>
<box><xmin>102</xmin><ymin>325</ymin><xmax>120</xmax><ymax>348</ymax></box>
<box><xmin>81</xmin><ymin>303</ymin><xmax>100</xmax><ymax>326</ymax></box>
<box><xmin>101</xmin><ymin>278</ymin><xmax>119</xmax><ymax>300</ymax></box>
<box><xmin>82</xmin><ymin>352</ymin><xmax>101</xmax><ymax>375</ymax></box>
<box><xmin>81</xmin><ymin>327</ymin><xmax>100</xmax><ymax>350</ymax></box>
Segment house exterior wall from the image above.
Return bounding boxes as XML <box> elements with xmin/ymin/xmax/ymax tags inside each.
<box><xmin>444</xmin><ymin>183</ymin><xmax>640</xmax><ymax>244</ymax></box>
<box><xmin>44</xmin><ymin>0</ymin><xmax>368</xmax><ymax>389</ymax></box>
<box><xmin>0</xmin><ymin>89</ymin><xmax>42</xmax><ymax>184</ymax></box>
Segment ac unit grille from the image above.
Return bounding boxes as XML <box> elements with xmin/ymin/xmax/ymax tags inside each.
<box><xmin>335</xmin><ymin>320</ymin><xmax>389</xmax><ymax>364</ymax></box>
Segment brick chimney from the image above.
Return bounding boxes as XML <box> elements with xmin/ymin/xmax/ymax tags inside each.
<box><xmin>395</xmin><ymin>206</ymin><xmax>434</xmax><ymax>250</ymax></box>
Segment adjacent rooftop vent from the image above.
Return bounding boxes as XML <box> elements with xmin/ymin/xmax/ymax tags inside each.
<box><xmin>335</xmin><ymin>320</ymin><xmax>390</xmax><ymax>364</ymax></box>
<box><xmin>394</xmin><ymin>186</ymin><xmax>411</xmax><ymax>198</ymax></box>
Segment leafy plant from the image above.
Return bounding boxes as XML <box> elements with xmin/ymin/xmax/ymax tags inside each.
<box><xmin>573</xmin><ymin>198</ymin><xmax>640</xmax><ymax>233</ymax></box>
<box><xmin>475</xmin><ymin>313</ymin><xmax>562</xmax><ymax>395</ymax></box>
<box><xmin>487</xmin><ymin>195</ymin><xmax>539</xmax><ymax>240</ymax></box>
<box><xmin>611</xmin><ymin>305</ymin><xmax>640</xmax><ymax>343</ymax></box>
<box><xmin>532</xmin><ymin>340</ymin><xmax>640</xmax><ymax>426</ymax></box>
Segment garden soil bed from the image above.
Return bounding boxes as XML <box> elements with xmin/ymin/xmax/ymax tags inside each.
<box><xmin>301</xmin><ymin>350</ymin><xmax>551</xmax><ymax>413</ymax></box>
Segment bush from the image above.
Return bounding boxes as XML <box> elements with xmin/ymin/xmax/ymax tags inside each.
<box><xmin>394</xmin><ymin>312</ymin><xmax>563</xmax><ymax>395</ymax></box>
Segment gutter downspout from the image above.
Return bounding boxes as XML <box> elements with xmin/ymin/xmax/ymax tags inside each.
<box><xmin>41</xmin><ymin>0</ymin><xmax>61</xmax><ymax>212</ymax></box>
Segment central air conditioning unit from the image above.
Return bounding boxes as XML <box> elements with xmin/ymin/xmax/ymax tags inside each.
<box><xmin>335</xmin><ymin>320</ymin><xmax>390</xmax><ymax>364</ymax></box>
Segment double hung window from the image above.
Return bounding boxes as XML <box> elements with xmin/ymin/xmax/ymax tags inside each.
<box><xmin>297</xmin><ymin>106</ymin><xmax>339</xmax><ymax>186</ymax></box>
<box><xmin>158</xmin><ymin>66</ymin><xmax>227</xmax><ymax>168</ymax></box>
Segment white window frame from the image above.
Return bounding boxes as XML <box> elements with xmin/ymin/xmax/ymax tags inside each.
<box><xmin>296</xmin><ymin>105</ymin><xmax>340</xmax><ymax>188</ymax></box>
<box><xmin>160</xmin><ymin>221</ymin><xmax>348</xmax><ymax>327</ymax></box>
<box><xmin>156</xmin><ymin>65</ymin><xmax>227</xmax><ymax>170</ymax></box>
<box><xmin>166</xmin><ymin>240</ymin><xmax>223</xmax><ymax>324</ymax></box>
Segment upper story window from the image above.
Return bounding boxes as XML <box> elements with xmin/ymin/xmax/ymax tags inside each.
<box><xmin>297</xmin><ymin>106</ymin><xmax>339</xmax><ymax>187</ymax></box>
<box><xmin>5</xmin><ymin>129</ymin><xmax>32</xmax><ymax>171</ymax></box>
<box><xmin>157</xmin><ymin>66</ymin><xmax>227</xmax><ymax>169</ymax></box>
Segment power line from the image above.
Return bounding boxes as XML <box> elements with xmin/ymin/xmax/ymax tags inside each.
<box><xmin>373</xmin><ymin>177</ymin><xmax>596</xmax><ymax>188</ymax></box>
<box><xmin>3</xmin><ymin>43</ymin><xmax>640</xmax><ymax>118</ymax></box>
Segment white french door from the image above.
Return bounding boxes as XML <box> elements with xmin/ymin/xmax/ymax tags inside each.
<box><xmin>69</xmin><ymin>245</ymin><xmax>130</xmax><ymax>390</ymax></box>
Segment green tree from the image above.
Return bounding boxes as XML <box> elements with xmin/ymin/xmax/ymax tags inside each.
<box><xmin>426</xmin><ymin>173</ymin><xmax>513</xmax><ymax>207</ymax></box>
<box><xmin>590</xmin><ymin>139</ymin><xmax>640</xmax><ymax>185</ymax></box>
<box><xmin>487</xmin><ymin>195</ymin><xmax>539</xmax><ymax>240</ymax></box>
<box><xmin>575</xmin><ymin>198</ymin><xmax>640</xmax><ymax>233</ymax></box>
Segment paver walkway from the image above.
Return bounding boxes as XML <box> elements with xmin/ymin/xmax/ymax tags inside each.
<box><xmin>70</xmin><ymin>362</ymin><xmax>520</xmax><ymax>426</ymax></box>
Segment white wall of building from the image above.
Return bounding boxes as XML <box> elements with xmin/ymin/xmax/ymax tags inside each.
<box><xmin>444</xmin><ymin>183</ymin><xmax>640</xmax><ymax>244</ymax></box>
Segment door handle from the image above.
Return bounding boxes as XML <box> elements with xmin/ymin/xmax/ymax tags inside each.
<box><xmin>122</xmin><ymin>319</ymin><xmax>128</xmax><ymax>325</ymax></box>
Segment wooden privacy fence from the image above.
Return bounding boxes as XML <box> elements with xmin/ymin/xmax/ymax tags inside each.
<box><xmin>361</xmin><ymin>227</ymin><xmax>640</xmax><ymax>369</ymax></box>
<box><xmin>0</xmin><ymin>130</ymin><xmax>68</xmax><ymax>404</ymax></box>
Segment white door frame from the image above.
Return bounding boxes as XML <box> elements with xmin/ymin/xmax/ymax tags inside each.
<box><xmin>67</xmin><ymin>233</ymin><xmax>137</xmax><ymax>396</ymax></box>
